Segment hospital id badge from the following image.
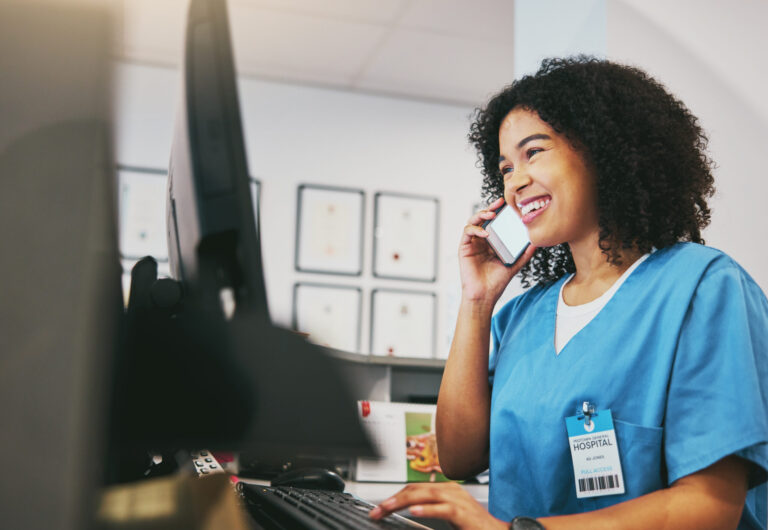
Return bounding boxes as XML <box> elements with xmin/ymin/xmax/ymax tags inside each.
<box><xmin>565</xmin><ymin>405</ymin><xmax>625</xmax><ymax>498</ymax></box>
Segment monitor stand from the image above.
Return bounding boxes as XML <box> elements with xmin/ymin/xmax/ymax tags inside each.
<box><xmin>106</xmin><ymin>257</ymin><xmax>373</xmax><ymax>484</ymax></box>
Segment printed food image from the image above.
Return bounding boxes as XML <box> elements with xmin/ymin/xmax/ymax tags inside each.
<box><xmin>407</xmin><ymin>433</ymin><xmax>442</xmax><ymax>474</ymax></box>
<box><xmin>405</xmin><ymin>412</ymin><xmax>450</xmax><ymax>482</ymax></box>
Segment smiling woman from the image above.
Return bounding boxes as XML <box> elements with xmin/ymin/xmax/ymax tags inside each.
<box><xmin>369</xmin><ymin>57</ymin><xmax>768</xmax><ymax>530</ymax></box>
<box><xmin>470</xmin><ymin>56</ymin><xmax>715</xmax><ymax>288</ymax></box>
<box><xmin>497</xmin><ymin>108</ymin><xmax>599</xmax><ymax>253</ymax></box>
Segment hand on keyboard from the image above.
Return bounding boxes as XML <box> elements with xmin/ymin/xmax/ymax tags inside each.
<box><xmin>239</xmin><ymin>483</ymin><xmax>431</xmax><ymax>529</ymax></box>
<box><xmin>369</xmin><ymin>482</ymin><xmax>507</xmax><ymax>530</ymax></box>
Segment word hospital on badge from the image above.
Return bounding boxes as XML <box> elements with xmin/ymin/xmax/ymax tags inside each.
<box><xmin>565</xmin><ymin>403</ymin><xmax>625</xmax><ymax>498</ymax></box>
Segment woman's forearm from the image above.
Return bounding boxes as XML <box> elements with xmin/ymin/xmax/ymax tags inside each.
<box><xmin>538</xmin><ymin>456</ymin><xmax>748</xmax><ymax>530</ymax></box>
<box><xmin>435</xmin><ymin>297</ymin><xmax>496</xmax><ymax>479</ymax></box>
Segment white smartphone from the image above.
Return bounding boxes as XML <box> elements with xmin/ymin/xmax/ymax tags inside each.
<box><xmin>482</xmin><ymin>204</ymin><xmax>530</xmax><ymax>266</ymax></box>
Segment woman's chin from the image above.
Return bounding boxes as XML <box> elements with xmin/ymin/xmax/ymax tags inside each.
<box><xmin>528</xmin><ymin>234</ymin><xmax>564</xmax><ymax>249</ymax></box>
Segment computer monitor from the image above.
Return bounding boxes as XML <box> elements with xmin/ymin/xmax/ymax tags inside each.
<box><xmin>138</xmin><ymin>0</ymin><xmax>373</xmax><ymax>460</ymax></box>
<box><xmin>167</xmin><ymin>0</ymin><xmax>269</xmax><ymax>323</ymax></box>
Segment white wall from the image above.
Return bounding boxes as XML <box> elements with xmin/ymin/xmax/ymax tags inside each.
<box><xmin>607</xmin><ymin>0</ymin><xmax>768</xmax><ymax>291</ymax></box>
<box><xmin>115</xmin><ymin>0</ymin><xmax>768</xmax><ymax>362</ymax></box>
<box><xmin>514</xmin><ymin>0</ymin><xmax>606</xmax><ymax>78</ymax></box>
<box><xmin>114</xmin><ymin>62</ymin><xmax>481</xmax><ymax>357</ymax></box>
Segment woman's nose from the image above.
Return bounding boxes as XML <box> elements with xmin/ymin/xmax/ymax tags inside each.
<box><xmin>504</xmin><ymin>167</ymin><xmax>532</xmax><ymax>196</ymax></box>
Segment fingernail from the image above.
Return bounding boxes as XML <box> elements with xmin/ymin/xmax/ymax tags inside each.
<box><xmin>410</xmin><ymin>506</ymin><xmax>424</xmax><ymax>515</ymax></box>
<box><xmin>369</xmin><ymin>507</ymin><xmax>382</xmax><ymax>519</ymax></box>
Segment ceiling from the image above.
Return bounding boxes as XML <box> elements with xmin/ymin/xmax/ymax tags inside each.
<box><xmin>118</xmin><ymin>0</ymin><xmax>516</xmax><ymax>106</ymax></box>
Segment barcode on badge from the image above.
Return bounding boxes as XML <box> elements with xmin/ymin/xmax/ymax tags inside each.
<box><xmin>578</xmin><ymin>474</ymin><xmax>620</xmax><ymax>493</ymax></box>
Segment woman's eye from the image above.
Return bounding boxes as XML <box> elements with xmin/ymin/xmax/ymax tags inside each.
<box><xmin>500</xmin><ymin>166</ymin><xmax>514</xmax><ymax>175</ymax></box>
<box><xmin>527</xmin><ymin>147</ymin><xmax>543</xmax><ymax>159</ymax></box>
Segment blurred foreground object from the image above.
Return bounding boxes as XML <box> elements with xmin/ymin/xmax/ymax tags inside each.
<box><xmin>96</xmin><ymin>474</ymin><xmax>248</xmax><ymax>530</ymax></box>
<box><xmin>0</xmin><ymin>1</ymin><xmax>120</xmax><ymax>529</ymax></box>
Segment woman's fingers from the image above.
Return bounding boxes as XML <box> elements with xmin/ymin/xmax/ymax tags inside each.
<box><xmin>409</xmin><ymin>502</ymin><xmax>507</xmax><ymax>530</ymax></box>
<box><xmin>369</xmin><ymin>483</ymin><xmax>507</xmax><ymax>530</ymax></box>
<box><xmin>459</xmin><ymin>223</ymin><xmax>491</xmax><ymax>249</ymax></box>
<box><xmin>466</xmin><ymin>210</ymin><xmax>493</xmax><ymax>229</ymax></box>
<box><xmin>370</xmin><ymin>483</ymin><xmax>463</xmax><ymax>520</ymax></box>
<box><xmin>467</xmin><ymin>197</ymin><xmax>505</xmax><ymax>226</ymax></box>
<box><xmin>463</xmin><ymin>224</ymin><xmax>488</xmax><ymax>239</ymax></box>
<box><xmin>409</xmin><ymin>503</ymin><xmax>452</xmax><ymax>518</ymax></box>
<box><xmin>488</xmin><ymin>196</ymin><xmax>505</xmax><ymax>210</ymax></box>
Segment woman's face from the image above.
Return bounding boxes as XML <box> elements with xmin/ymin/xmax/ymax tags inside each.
<box><xmin>498</xmin><ymin>107</ymin><xmax>599</xmax><ymax>249</ymax></box>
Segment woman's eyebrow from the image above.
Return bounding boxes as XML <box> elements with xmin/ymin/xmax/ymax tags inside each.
<box><xmin>516</xmin><ymin>133</ymin><xmax>551</xmax><ymax>149</ymax></box>
<box><xmin>499</xmin><ymin>133</ymin><xmax>552</xmax><ymax>165</ymax></box>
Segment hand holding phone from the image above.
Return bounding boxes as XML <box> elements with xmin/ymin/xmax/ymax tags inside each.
<box><xmin>482</xmin><ymin>204</ymin><xmax>530</xmax><ymax>266</ymax></box>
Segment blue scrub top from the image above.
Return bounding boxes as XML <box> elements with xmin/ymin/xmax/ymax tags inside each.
<box><xmin>488</xmin><ymin>243</ymin><xmax>768</xmax><ymax>529</ymax></box>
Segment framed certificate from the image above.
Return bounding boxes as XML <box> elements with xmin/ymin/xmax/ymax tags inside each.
<box><xmin>295</xmin><ymin>184</ymin><xmax>365</xmax><ymax>276</ymax></box>
<box><xmin>293</xmin><ymin>282</ymin><xmax>362</xmax><ymax>352</ymax></box>
<box><xmin>118</xmin><ymin>168</ymin><xmax>169</xmax><ymax>261</ymax></box>
<box><xmin>373</xmin><ymin>192</ymin><xmax>439</xmax><ymax>282</ymax></box>
<box><xmin>370</xmin><ymin>288</ymin><xmax>436</xmax><ymax>358</ymax></box>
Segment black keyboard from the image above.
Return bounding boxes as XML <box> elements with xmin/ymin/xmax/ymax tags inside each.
<box><xmin>237</xmin><ymin>483</ymin><xmax>432</xmax><ymax>529</ymax></box>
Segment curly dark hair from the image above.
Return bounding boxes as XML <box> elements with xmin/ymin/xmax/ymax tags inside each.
<box><xmin>469</xmin><ymin>56</ymin><xmax>715</xmax><ymax>287</ymax></box>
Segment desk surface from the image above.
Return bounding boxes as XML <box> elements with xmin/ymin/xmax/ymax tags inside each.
<box><xmin>238</xmin><ymin>478</ymin><xmax>489</xmax><ymax>508</ymax></box>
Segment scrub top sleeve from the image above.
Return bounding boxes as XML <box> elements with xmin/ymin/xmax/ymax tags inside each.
<box><xmin>488</xmin><ymin>310</ymin><xmax>503</xmax><ymax>387</ymax></box>
<box><xmin>488</xmin><ymin>296</ymin><xmax>523</xmax><ymax>387</ymax></box>
<box><xmin>664</xmin><ymin>262</ymin><xmax>768</xmax><ymax>487</ymax></box>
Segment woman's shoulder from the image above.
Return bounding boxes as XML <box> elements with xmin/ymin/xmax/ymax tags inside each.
<box><xmin>654</xmin><ymin>241</ymin><xmax>741</xmax><ymax>271</ymax></box>
<box><xmin>653</xmin><ymin>241</ymin><xmax>725</xmax><ymax>263</ymax></box>
<box><xmin>493</xmin><ymin>277</ymin><xmax>563</xmax><ymax>323</ymax></box>
<box><xmin>651</xmin><ymin>242</ymin><xmax>762</xmax><ymax>294</ymax></box>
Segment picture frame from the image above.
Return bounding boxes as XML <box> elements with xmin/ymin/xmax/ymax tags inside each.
<box><xmin>119</xmin><ymin>168</ymin><xmax>261</xmax><ymax>267</ymax></box>
<box><xmin>373</xmin><ymin>192</ymin><xmax>439</xmax><ymax>282</ymax></box>
<box><xmin>370</xmin><ymin>288</ymin><xmax>436</xmax><ymax>358</ymax></box>
<box><xmin>295</xmin><ymin>184</ymin><xmax>365</xmax><ymax>276</ymax></box>
<box><xmin>118</xmin><ymin>167</ymin><xmax>169</xmax><ymax>261</ymax></box>
<box><xmin>293</xmin><ymin>282</ymin><xmax>362</xmax><ymax>352</ymax></box>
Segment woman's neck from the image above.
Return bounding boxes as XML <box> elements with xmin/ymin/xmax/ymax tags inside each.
<box><xmin>564</xmin><ymin>233</ymin><xmax>643</xmax><ymax>306</ymax></box>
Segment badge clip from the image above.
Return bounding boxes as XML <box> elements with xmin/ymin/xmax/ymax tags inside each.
<box><xmin>578</xmin><ymin>401</ymin><xmax>597</xmax><ymax>428</ymax></box>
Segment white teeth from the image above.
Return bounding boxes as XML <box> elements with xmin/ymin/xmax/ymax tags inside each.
<box><xmin>519</xmin><ymin>198</ymin><xmax>550</xmax><ymax>216</ymax></box>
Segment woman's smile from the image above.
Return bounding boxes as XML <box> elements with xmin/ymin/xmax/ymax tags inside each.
<box><xmin>498</xmin><ymin>108</ymin><xmax>599</xmax><ymax>249</ymax></box>
<box><xmin>517</xmin><ymin>195</ymin><xmax>551</xmax><ymax>224</ymax></box>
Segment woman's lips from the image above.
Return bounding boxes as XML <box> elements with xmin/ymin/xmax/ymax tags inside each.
<box><xmin>521</xmin><ymin>198</ymin><xmax>551</xmax><ymax>224</ymax></box>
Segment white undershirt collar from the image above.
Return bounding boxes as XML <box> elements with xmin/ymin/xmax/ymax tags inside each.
<box><xmin>555</xmin><ymin>252</ymin><xmax>652</xmax><ymax>353</ymax></box>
